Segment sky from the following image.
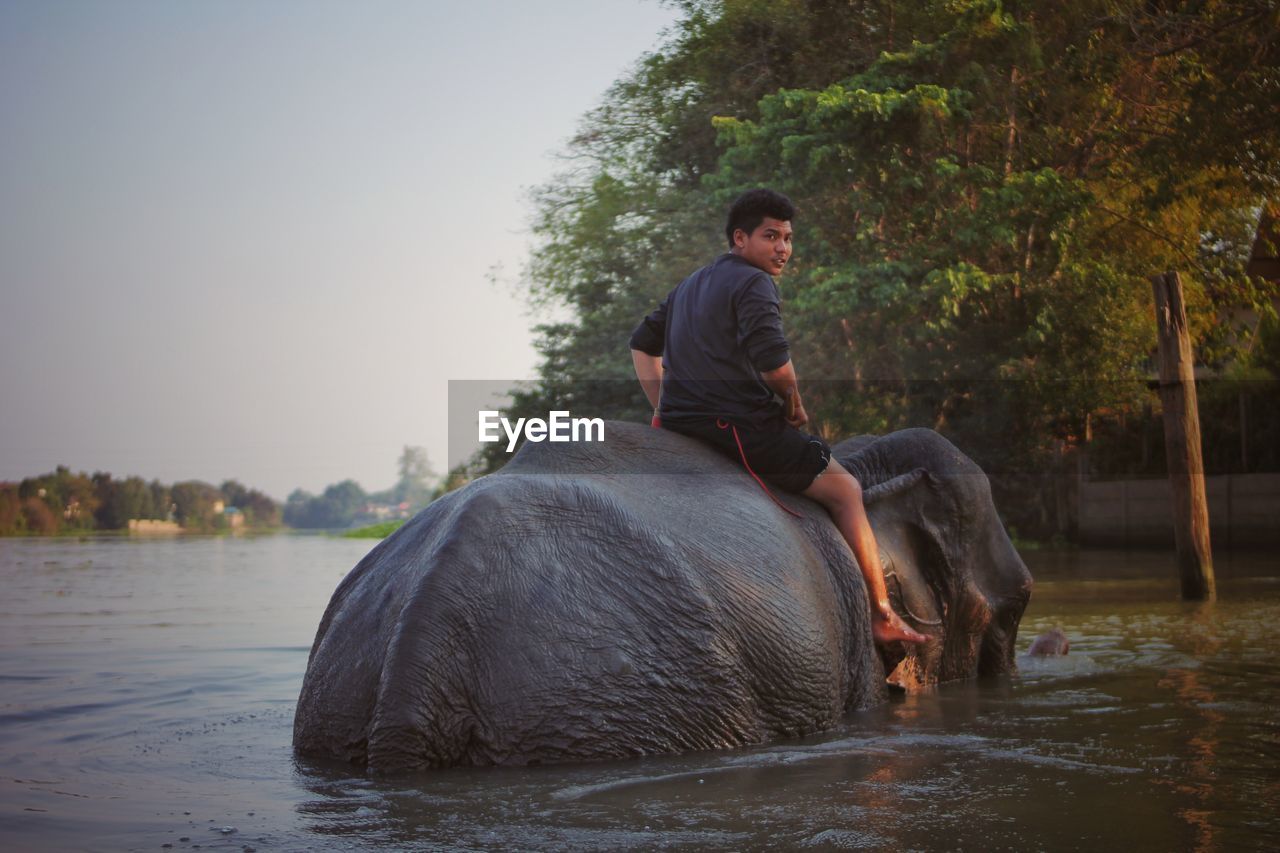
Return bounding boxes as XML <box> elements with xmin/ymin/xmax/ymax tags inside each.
<box><xmin>0</xmin><ymin>0</ymin><xmax>679</xmax><ymax>500</ymax></box>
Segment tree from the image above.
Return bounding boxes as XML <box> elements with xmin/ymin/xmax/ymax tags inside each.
<box><xmin>170</xmin><ymin>480</ymin><xmax>222</xmax><ymax>530</ymax></box>
<box><xmin>705</xmin><ymin>0</ymin><xmax>1279</xmax><ymax>528</ymax></box>
<box><xmin>220</xmin><ymin>479</ymin><xmax>249</xmax><ymax>510</ymax></box>
<box><xmin>18</xmin><ymin>465</ymin><xmax>99</xmax><ymax>531</ymax></box>
<box><xmin>392</xmin><ymin>446</ymin><xmax>436</xmax><ymax>508</ymax></box>
<box><xmin>283</xmin><ymin>481</ymin><xmax>367</xmax><ymax>529</ymax></box>
<box><xmin>505</xmin><ymin>0</ymin><xmax>1279</xmax><ymax>536</ymax></box>
<box><xmin>150</xmin><ymin>480</ymin><xmax>172</xmax><ymax>521</ymax></box>
<box><xmin>318</xmin><ymin>480</ymin><xmax>366</xmax><ymax>527</ymax></box>
<box><xmin>21</xmin><ymin>496</ymin><xmax>57</xmax><ymax>535</ymax></box>
<box><xmin>241</xmin><ymin>489</ymin><xmax>281</xmax><ymax>527</ymax></box>
<box><xmin>0</xmin><ymin>484</ymin><xmax>23</xmax><ymax>535</ymax></box>
<box><xmin>92</xmin><ymin>472</ymin><xmax>116</xmax><ymax>529</ymax></box>
<box><xmin>283</xmin><ymin>489</ymin><xmax>316</xmax><ymax>528</ymax></box>
<box><xmin>95</xmin><ymin>475</ymin><xmax>157</xmax><ymax>529</ymax></box>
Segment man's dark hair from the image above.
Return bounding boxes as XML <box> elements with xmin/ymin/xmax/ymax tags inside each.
<box><xmin>725</xmin><ymin>189</ymin><xmax>796</xmax><ymax>247</ymax></box>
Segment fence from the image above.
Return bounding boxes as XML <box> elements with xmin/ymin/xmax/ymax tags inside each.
<box><xmin>1079</xmin><ymin>473</ymin><xmax>1280</xmax><ymax>548</ymax></box>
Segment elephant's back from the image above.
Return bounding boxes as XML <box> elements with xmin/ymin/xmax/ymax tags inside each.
<box><xmin>297</xmin><ymin>422</ymin><xmax>879</xmax><ymax>769</ymax></box>
<box><xmin>377</xmin><ymin>470</ymin><xmax>853</xmax><ymax>766</ymax></box>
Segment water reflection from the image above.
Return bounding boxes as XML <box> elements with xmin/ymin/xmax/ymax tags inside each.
<box><xmin>1153</xmin><ymin>601</ymin><xmax>1220</xmax><ymax>853</ymax></box>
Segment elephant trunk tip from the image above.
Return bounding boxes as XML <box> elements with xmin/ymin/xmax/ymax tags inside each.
<box><xmin>1027</xmin><ymin>627</ymin><xmax>1070</xmax><ymax>657</ymax></box>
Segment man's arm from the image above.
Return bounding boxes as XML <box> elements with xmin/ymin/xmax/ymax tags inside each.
<box><xmin>631</xmin><ymin>349</ymin><xmax>663</xmax><ymax>410</ymax></box>
<box><xmin>629</xmin><ymin>291</ymin><xmax>670</xmax><ymax>422</ymax></box>
<box><xmin>735</xmin><ymin>275</ymin><xmax>806</xmax><ymax>426</ymax></box>
<box><xmin>761</xmin><ymin>359</ymin><xmax>808</xmax><ymax>427</ymax></box>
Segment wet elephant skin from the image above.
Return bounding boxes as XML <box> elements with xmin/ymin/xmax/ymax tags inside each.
<box><xmin>293</xmin><ymin>422</ymin><xmax>1032</xmax><ymax>770</ymax></box>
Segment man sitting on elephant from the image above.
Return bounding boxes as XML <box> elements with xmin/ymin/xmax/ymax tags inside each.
<box><xmin>629</xmin><ymin>188</ymin><xmax>926</xmax><ymax>647</ymax></box>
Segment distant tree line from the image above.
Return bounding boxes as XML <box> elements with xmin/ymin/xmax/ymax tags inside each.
<box><xmin>283</xmin><ymin>445</ymin><xmax>437</xmax><ymax>530</ymax></box>
<box><xmin>0</xmin><ymin>466</ymin><xmax>280</xmax><ymax>536</ymax></box>
<box><xmin>1</xmin><ymin>445</ymin><xmax>442</xmax><ymax>536</ymax></box>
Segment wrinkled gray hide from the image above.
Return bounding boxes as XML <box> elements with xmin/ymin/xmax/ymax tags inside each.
<box><xmin>294</xmin><ymin>422</ymin><xmax>1031</xmax><ymax>770</ymax></box>
<box><xmin>830</xmin><ymin>431</ymin><xmax>1033</xmax><ymax>690</ymax></box>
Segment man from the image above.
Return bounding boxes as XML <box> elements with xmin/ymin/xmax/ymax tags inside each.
<box><xmin>629</xmin><ymin>188</ymin><xmax>926</xmax><ymax>646</ymax></box>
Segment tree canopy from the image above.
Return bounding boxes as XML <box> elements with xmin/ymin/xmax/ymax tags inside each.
<box><xmin>464</xmin><ymin>1</ymin><xmax>1280</xmax><ymax>536</ymax></box>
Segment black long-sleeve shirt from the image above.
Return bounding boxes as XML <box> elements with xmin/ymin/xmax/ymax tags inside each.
<box><xmin>629</xmin><ymin>252</ymin><xmax>790</xmax><ymax>431</ymax></box>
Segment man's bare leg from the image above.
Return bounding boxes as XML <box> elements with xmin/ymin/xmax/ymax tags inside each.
<box><xmin>803</xmin><ymin>462</ymin><xmax>927</xmax><ymax>645</ymax></box>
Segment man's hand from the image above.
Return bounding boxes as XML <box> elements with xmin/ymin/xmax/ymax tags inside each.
<box><xmin>631</xmin><ymin>349</ymin><xmax>664</xmax><ymax>424</ymax></box>
<box><xmin>784</xmin><ymin>388</ymin><xmax>808</xmax><ymax>428</ymax></box>
<box><xmin>762</xmin><ymin>359</ymin><xmax>809</xmax><ymax>428</ymax></box>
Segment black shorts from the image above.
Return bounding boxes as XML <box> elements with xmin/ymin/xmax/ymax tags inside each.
<box><xmin>663</xmin><ymin>417</ymin><xmax>833</xmax><ymax>494</ymax></box>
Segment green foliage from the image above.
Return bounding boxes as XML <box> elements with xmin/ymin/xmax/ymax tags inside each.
<box><xmin>281</xmin><ymin>447</ymin><xmax>437</xmax><ymax>530</ymax></box>
<box><xmin>219</xmin><ymin>479</ymin><xmax>281</xmax><ymax>527</ymax></box>
<box><xmin>494</xmin><ymin>0</ymin><xmax>1279</xmax><ymax>539</ymax></box>
<box><xmin>95</xmin><ymin>475</ymin><xmax>158</xmax><ymax>529</ymax></box>
<box><xmin>22</xmin><ymin>496</ymin><xmax>58</xmax><ymax>535</ymax></box>
<box><xmin>16</xmin><ymin>465</ymin><xmax>99</xmax><ymax>532</ymax></box>
<box><xmin>1251</xmin><ymin>306</ymin><xmax>1280</xmax><ymax>378</ymax></box>
<box><xmin>1</xmin><ymin>468</ymin><xmax>278</xmax><ymax>536</ymax></box>
<box><xmin>341</xmin><ymin>520</ymin><xmax>406</xmax><ymax>539</ymax></box>
<box><xmin>707</xmin><ymin>1</ymin><xmax>1275</xmax><ymax>445</ymax></box>
<box><xmin>432</xmin><ymin>454</ymin><xmax>491</xmax><ymax>500</ymax></box>
<box><xmin>283</xmin><ymin>480</ymin><xmax>368</xmax><ymax>530</ymax></box>
<box><xmin>0</xmin><ymin>484</ymin><xmax>22</xmax><ymax>535</ymax></box>
<box><xmin>170</xmin><ymin>481</ymin><xmax>224</xmax><ymax>531</ymax></box>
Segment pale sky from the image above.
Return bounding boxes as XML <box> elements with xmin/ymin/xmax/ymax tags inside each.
<box><xmin>0</xmin><ymin>0</ymin><xmax>678</xmax><ymax>499</ymax></box>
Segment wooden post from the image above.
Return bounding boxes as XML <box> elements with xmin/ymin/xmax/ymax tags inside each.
<box><xmin>1151</xmin><ymin>271</ymin><xmax>1215</xmax><ymax>600</ymax></box>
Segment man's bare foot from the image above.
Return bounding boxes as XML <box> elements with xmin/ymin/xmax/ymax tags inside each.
<box><xmin>872</xmin><ymin>607</ymin><xmax>927</xmax><ymax>645</ymax></box>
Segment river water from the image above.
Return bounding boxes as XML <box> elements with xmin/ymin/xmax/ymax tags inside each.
<box><xmin>1</xmin><ymin>535</ymin><xmax>1276</xmax><ymax>852</ymax></box>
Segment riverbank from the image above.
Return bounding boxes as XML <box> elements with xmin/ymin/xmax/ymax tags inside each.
<box><xmin>339</xmin><ymin>520</ymin><xmax>406</xmax><ymax>539</ymax></box>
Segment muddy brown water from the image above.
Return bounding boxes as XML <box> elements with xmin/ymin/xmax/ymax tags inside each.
<box><xmin>1</xmin><ymin>535</ymin><xmax>1276</xmax><ymax>851</ymax></box>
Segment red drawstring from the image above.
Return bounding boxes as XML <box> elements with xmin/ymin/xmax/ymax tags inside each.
<box><xmin>716</xmin><ymin>419</ymin><xmax>803</xmax><ymax>518</ymax></box>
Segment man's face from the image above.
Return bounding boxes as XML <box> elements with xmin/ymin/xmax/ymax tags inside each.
<box><xmin>733</xmin><ymin>217</ymin><xmax>793</xmax><ymax>277</ymax></box>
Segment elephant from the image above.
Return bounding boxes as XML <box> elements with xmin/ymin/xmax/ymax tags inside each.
<box><xmin>293</xmin><ymin>421</ymin><xmax>1032</xmax><ymax>770</ymax></box>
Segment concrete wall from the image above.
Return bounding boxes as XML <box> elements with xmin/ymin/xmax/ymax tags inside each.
<box><xmin>127</xmin><ymin>519</ymin><xmax>182</xmax><ymax>535</ymax></box>
<box><xmin>1079</xmin><ymin>473</ymin><xmax>1280</xmax><ymax>547</ymax></box>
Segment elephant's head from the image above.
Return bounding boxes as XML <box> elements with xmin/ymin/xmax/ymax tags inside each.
<box><xmin>835</xmin><ymin>429</ymin><xmax>1033</xmax><ymax>689</ymax></box>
